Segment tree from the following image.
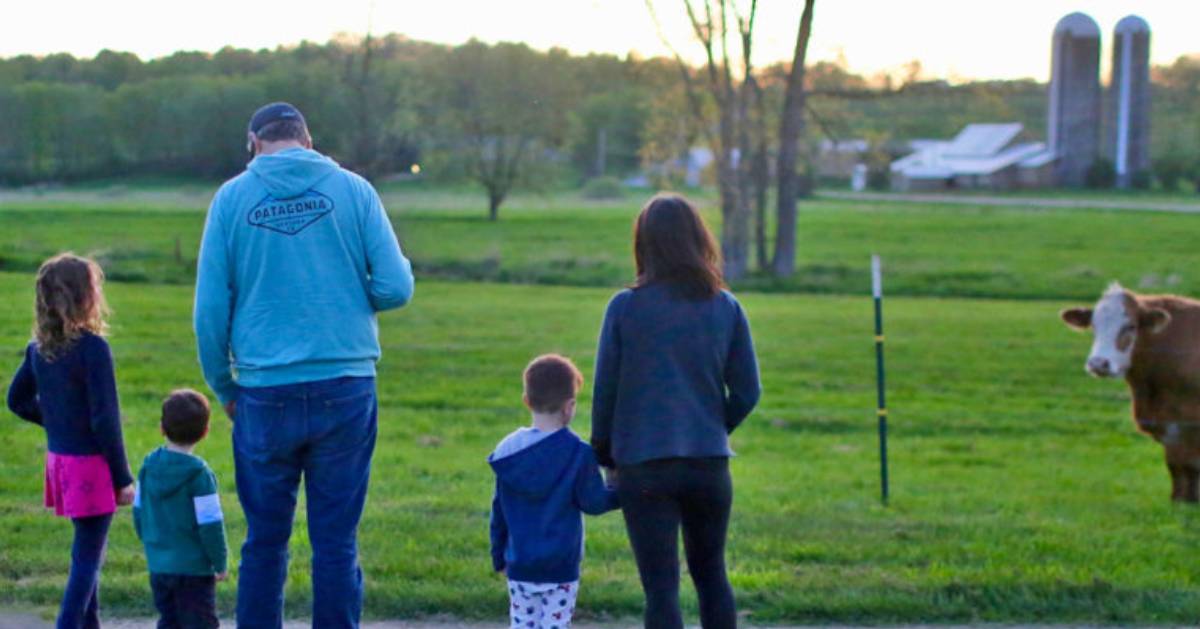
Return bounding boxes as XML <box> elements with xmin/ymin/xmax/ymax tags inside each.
<box><xmin>647</xmin><ymin>0</ymin><xmax>762</xmax><ymax>280</ymax></box>
<box><xmin>82</xmin><ymin>50</ymin><xmax>142</xmax><ymax>90</ymax></box>
<box><xmin>771</xmin><ymin>0</ymin><xmax>816</xmax><ymax>277</ymax></box>
<box><xmin>638</xmin><ymin>78</ymin><xmax>706</xmax><ymax>189</ymax></box>
<box><xmin>425</xmin><ymin>41</ymin><xmax>572</xmax><ymax>220</ymax></box>
<box><xmin>569</xmin><ymin>91</ymin><xmax>647</xmax><ymax>179</ymax></box>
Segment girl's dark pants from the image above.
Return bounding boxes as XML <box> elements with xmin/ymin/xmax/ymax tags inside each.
<box><xmin>617</xmin><ymin>457</ymin><xmax>736</xmax><ymax>629</ymax></box>
<box><xmin>59</xmin><ymin>513</ymin><xmax>112</xmax><ymax>629</ymax></box>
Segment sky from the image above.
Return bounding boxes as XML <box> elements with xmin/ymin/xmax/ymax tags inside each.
<box><xmin>1</xmin><ymin>1</ymin><xmax>1196</xmax><ymax>82</ymax></box>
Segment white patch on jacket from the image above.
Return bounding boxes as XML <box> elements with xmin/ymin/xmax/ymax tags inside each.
<box><xmin>193</xmin><ymin>494</ymin><xmax>223</xmax><ymax>525</ymax></box>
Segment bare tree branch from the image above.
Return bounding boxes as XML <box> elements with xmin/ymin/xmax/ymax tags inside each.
<box><xmin>718</xmin><ymin>0</ymin><xmax>734</xmax><ymax>100</ymax></box>
<box><xmin>804</xmin><ymin>102</ymin><xmax>841</xmax><ymax>144</ymax></box>
<box><xmin>645</xmin><ymin>0</ymin><xmax>717</xmax><ymax>146</ymax></box>
<box><xmin>684</xmin><ymin>0</ymin><xmax>724</xmax><ymax>107</ymax></box>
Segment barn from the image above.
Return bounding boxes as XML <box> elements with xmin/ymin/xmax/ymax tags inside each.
<box><xmin>889</xmin><ymin>123</ymin><xmax>1056</xmax><ymax>192</ymax></box>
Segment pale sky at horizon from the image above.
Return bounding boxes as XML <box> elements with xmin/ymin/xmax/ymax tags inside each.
<box><xmin>2</xmin><ymin>1</ymin><xmax>1197</xmax><ymax>82</ymax></box>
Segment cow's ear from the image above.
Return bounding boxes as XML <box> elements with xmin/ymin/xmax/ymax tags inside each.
<box><xmin>1060</xmin><ymin>307</ymin><xmax>1093</xmax><ymax>330</ymax></box>
<box><xmin>1138</xmin><ymin>308</ymin><xmax>1171</xmax><ymax>334</ymax></box>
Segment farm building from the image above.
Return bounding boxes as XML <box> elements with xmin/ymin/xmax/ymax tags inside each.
<box><xmin>1047</xmin><ymin>12</ymin><xmax>1103</xmax><ymax>187</ymax></box>
<box><xmin>1106</xmin><ymin>15</ymin><xmax>1152</xmax><ymax>187</ymax></box>
<box><xmin>816</xmin><ymin>139</ymin><xmax>869</xmax><ymax>179</ymax></box>
<box><xmin>889</xmin><ymin>123</ymin><xmax>1056</xmax><ymax>191</ymax></box>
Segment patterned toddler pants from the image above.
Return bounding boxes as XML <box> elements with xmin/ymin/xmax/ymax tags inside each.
<box><xmin>508</xmin><ymin>580</ymin><xmax>579</xmax><ymax>629</ymax></box>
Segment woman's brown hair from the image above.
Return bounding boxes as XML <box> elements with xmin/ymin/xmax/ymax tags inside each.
<box><xmin>633</xmin><ymin>193</ymin><xmax>724</xmax><ymax>299</ymax></box>
<box><xmin>34</xmin><ymin>253</ymin><xmax>109</xmax><ymax>360</ymax></box>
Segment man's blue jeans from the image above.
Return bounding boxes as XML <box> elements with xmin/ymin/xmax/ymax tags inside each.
<box><xmin>233</xmin><ymin>376</ymin><xmax>377</xmax><ymax>629</ymax></box>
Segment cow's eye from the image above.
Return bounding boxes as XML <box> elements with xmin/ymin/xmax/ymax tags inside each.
<box><xmin>1120</xmin><ymin>324</ymin><xmax>1136</xmax><ymax>335</ymax></box>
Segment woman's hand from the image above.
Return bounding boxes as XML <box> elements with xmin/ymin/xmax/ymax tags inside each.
<box><xmin>604</xmin><ymin>467</ymin><xmax>620</xmax><ymax>490</ymax></box>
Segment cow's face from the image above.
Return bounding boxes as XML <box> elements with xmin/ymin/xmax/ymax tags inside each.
<box><xmin>1060</xmin><ymin>283</ymin><xmax>1171</xmax><ymax>378</ymax></box>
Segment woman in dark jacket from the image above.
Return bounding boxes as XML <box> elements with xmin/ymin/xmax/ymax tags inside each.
<box><xmin>591</xmin><ymin>193</ymin><xmax>761</xmax><ymax>629</ymax></box>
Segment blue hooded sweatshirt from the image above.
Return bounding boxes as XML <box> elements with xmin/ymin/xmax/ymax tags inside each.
<box><xmin>194</xmin><ymin>148</ymin><xmax>414</xmax><ymax>404</ymax></box>
<box><xmin>489</xmin><ymin>428</ymin><xmax>618</xmax><ymax>584</ymax></box>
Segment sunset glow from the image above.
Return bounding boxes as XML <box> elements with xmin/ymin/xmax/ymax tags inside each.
<box><xmin>2</xmin><ymin>0</ymin><xmax>1196</xmax><ymax>82</ymax></box>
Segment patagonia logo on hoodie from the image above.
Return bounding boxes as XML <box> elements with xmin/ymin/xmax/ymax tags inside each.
<box><xmin>248</xmin><ymin>190</ymin><xmax>334</xmax><ymax>235</ymax></box>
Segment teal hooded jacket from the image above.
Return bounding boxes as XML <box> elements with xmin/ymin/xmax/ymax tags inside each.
<box><xmin>194</xmin><ymin>148</ymin><xmax>414</xmax><ymax>404</ymax></box>
<box><xmin>133</xmin><ymin>447</ymin><xmax>228</xmax><ymax>575</ymax></box>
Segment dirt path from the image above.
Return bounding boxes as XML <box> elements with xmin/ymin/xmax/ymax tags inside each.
<box><xmin>0</xmin><ymin>613</ymin><xmax>1190</xmax><ymax>629</ymax></box>
<box><xmin>818</xmin><ymin>191</ymin><xmax>1200</xmax><ymax>214</ymax></box>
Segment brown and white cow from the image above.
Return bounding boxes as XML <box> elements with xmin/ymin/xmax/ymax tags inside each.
<box><xmin>1061</xmin><ymin>282</ymin><xmax>1200</xmax><ymax>502</ymax></box>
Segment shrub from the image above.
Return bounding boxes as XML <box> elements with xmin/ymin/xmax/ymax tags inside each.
<box><xmin>1084</xmin><ymin>159</ymin><xmax>1116</xmax><ymax>189</ymax></box>
<box><xmin>1129</xmin><ymin>169</ymin><xmax>1153</xmax><ymax>190</ymax></box>
<box><xmin>1154</xmin><ymin>154</ymin><xmax>1188</xmax><ymax>192</ymax></box>
<box><xmin>581</xmin><ymin>176</ymin><xmax>624</xmax><ymax>200</ymax></box>
<box><xmin>867</xmin><ymin>167</ymin><xmax>890</xmax><ymax>191</ymax></box>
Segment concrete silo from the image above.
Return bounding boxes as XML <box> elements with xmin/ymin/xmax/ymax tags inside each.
<box><xmin>1108</xmin><ymin>15</ymin><xmax>1152</xmax><ymax>188</ymax></box>
<box><xmin>1047</xmin><ymin>12</ymin><xmax>1102</xmax><ymax>187</ymax></box>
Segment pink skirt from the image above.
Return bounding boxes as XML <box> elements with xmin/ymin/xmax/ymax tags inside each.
<box><xmin>44</xmin><ymin>452</ymin><xmax>117</xmax><ymax>518</ymax></box>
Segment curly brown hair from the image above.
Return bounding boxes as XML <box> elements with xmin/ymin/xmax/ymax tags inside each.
<box><xmin>34</xmin><ymin>253</ymin><xmax>109</xmax><ymax>360</ymax></box>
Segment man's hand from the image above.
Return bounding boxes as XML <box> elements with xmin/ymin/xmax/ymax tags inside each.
<box><xmin>216</xmin><ymin>571</ymin><xmax>229</xmax><ymax>582</ymax></box>
<box><xmin>224</xmin><ymin>400</ymin><xmax>236</xmax><ymax>420</ymax></box>
<box><xmin>116</xmin><ymin>484</ymin><xmax>136</xmax><ymax>506</ymax></box>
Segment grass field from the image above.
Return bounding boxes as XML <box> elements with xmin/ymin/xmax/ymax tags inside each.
<box><xmin>2</xmin><ymin>189</ymin><xmax>1200</xmax><ymax>623</ymax></box>
<box><xmin>3</xmin><ymin>186</ymin><xmax>1200</xmax><ymax>301</ymax></box>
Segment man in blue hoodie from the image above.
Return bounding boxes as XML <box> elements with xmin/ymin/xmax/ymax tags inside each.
<box><xmin>193</xmin><ymin>102</ymin><xmax>414</xmax><ymax>629</ymax></box>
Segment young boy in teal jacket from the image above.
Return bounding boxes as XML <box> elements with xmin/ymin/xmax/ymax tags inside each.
<box><xmin>134</xmin><ymin>389</ymin><xmax>228</xmax><ymax>628</ymax></box>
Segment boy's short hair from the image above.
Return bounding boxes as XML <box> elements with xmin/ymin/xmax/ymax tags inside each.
<box><xmin>524</xmin><ymin>354</ymin><xmax>583</xmax><ymax>413</ymax></box>
<box><xmin>161</xmin><ymin>389</ymin><xmax>211</xmax><ymax>446</ymax></box>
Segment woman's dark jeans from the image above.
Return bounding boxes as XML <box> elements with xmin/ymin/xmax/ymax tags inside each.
<box><xmin>617</xmin><ymin>457</ymin><xmax>736</xmax><ymax>629</ymax></box>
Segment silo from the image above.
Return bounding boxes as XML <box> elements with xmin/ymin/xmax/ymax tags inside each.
<box><xmin>1108</xmin><ymin>15</ymin><xmax>1152</xmax><ymax>188</ymax></box>
<box><xmin>1047</xmin><ymin>12</ymin><xmax>1102</xmax><ymax>187</ymax></box>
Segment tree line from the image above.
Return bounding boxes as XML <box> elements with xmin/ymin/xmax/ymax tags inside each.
<box><xmin>0</xmin><ymin>37</ymin><xmax>666</xmax><ymax>197</ymax></box>
<box><xmin>3</xmin><ymin>35</ymin><xmax>1195</xmax><ymax>189</ymax></box>
<box><xmin>2</xmin><ymin>26</ymin><xmax>1198</xmax><ymax>268</ymax></box>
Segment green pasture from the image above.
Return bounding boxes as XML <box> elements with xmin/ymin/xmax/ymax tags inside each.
<box><xmin>1</xmin><ymin>187</ymin><xmax>1199</xmax><ymax>301</ymax></box>
<box><xmin>0</xmin><ymin>281</ymin><xmax>1196</xmax><ymax>623</ymax></box>
<box><xmin>1</xmin><ymin>193</ymin><xmax>1200</xmax><ymax>623</ymax></box>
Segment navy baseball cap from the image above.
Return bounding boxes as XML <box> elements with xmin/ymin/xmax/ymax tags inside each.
<box><xmin>248</xmin><ymin>102</ymin><xmax>306</xmax><ymax>135</ymax></box>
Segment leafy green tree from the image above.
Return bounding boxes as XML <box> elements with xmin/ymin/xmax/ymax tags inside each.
<box><xmin>569</xmin><ymin>91</ymin><xmax>647</xmax><ymax>179</ymax></box>
<box><xmin>423</xmin><ymin>41</ymin><xmax>574</xmax><ymax>220</ymax></box>
<box><xmin>82</xmin><ymin>50</ymin><xmax>142</xmax><ymax>90</ymax></box>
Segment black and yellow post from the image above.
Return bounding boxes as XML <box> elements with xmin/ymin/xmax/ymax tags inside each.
<box><xmin>872</xmin><ymin>255</ymin><xmax>889</xmax><ymax>505</ymax></box>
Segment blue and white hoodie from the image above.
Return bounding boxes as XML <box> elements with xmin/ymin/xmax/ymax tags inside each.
<box><xmin>489</xmin><ymin>428</ymin><xmax>619</xmax><ymax>584</ymax></box>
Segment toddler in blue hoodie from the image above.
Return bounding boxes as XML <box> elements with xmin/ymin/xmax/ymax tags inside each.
<box><xmin>489</xmin><ymin>354</ymin><xmax>619</xmax><ymax>629</ymax></box>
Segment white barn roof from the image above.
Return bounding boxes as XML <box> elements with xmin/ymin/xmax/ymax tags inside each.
<box><xmin>891</xmin><ymin>123</ymin><xmax>1054</xmax><ymax>181</ymax></box>
<box><xmin>943</xmin><ymin>123</ymin><xmax>1024</xmax><ymax>157</ymax></box>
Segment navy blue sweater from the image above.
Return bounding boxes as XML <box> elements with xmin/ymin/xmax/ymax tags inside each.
<box><xmin>6</xmin><ymin>333</ymin><xmax>134</xmax><ymax>489</ymax></box>
<box><xmin>591</xmin><ymin>284</ymin><xmax>761</xmax><ymax>468</ymax></box>
<box><xmin>489</xmin><ymin>428</ymin><xmax>618</xmax><ymax>583</ymax></box>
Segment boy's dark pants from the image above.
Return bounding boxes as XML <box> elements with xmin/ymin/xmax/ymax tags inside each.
<box><xmin>150</xmin><ymin>574</ymin><xmax>218</xmax><ymax>629</ymax></box>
